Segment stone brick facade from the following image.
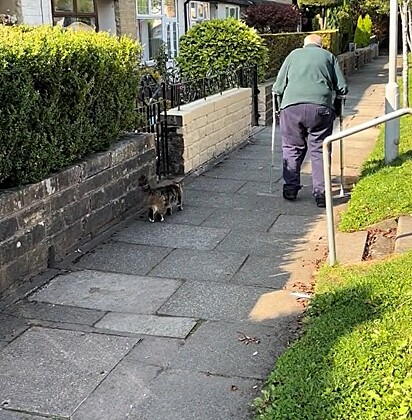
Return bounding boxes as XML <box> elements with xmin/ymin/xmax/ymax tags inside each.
<box><xmin>0</xmin><ymin>133</ymin><xmax>156</xmax><ymax>295</ymax></box>
<box><xmin>114</xmin><ymin>0</ymin><xmax>137</xmax><ymax>39</ymax></box>
<box><xmin>166</xmin><ymin>88</ymin><xmax>252</xmax><ymax>174</ymax></box>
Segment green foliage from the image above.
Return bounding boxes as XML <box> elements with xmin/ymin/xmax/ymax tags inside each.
<box><xmin>354</xmin><ymin>14</ymin><xmax>372</xmax><ymax>47</ymax></box>
<box><xmin>298</xmin><ymin>0</ymin><xmax>343</xmax><ymax>6</ymax></box>
<box><xmin>326</xmin><ymin>1</ymin><xmax>354</xmax><ymax>52</ymax></box>
<box><xmin>0</xmin><ymin>25</ymin><xmax>141</xmax><ymax>188</ymax></box>
<box><xmin>176</xmin><ymin>18</ymin><xmax>268</xmax><ymax>81</ymax></box>
<box><xmin>255</xmin><ymin>251</ymin><xmax>412</xmax><ymax>419</ymax></box>
<box><xmin>339</xmin><ymin>61</ymin><xmax>412</xmax><ymax>231</ymax></box>
<box><xmin>262</xmin><ymin>30</ymin><xmax>340</xmax><ymax>79</ymax></box>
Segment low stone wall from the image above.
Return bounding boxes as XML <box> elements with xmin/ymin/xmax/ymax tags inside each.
<box><xmin>257</xmin><ymin>78</ymin><xmax>275</xmax><ymax>126</ymax></box>
<box><xmin>166</xmin><ymin>88</ymin><xmax>252</xmax><ymax>174</ymax></box>
<box><xmin>258</xmin><ymin>44</ymin><xmax>380</xmax><ymax>126</ymax></box>
<box><xmin>0</xmin><ymin>133</ymin><xmax>156</xmax><ymax>294</ymax></box>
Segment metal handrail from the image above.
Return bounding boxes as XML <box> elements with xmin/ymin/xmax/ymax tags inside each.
<box><xmin>323</xmin><ymin>107</ymin><xmax>412</xmax><ymax>266</ymax></box>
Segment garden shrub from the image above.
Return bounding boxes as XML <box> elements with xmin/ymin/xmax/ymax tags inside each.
<box><xmin>176</xmin><ymin>18</ymin><xmax>268</xmax><ymax>81</ymax></box>
<box><xmin>261</xmin><ymin>29</ymin><xmax>340</xmax><ymax>78</ymax></box>
<box><xmin>326</xmin><ymin>1</ymin><xmax>354</xmax><ymax>52</ymax></box>
<box><xmin>244</xmin><ymin>3</ymin><xmax>300</xmax><ymax>34</ymax></box>
<box><xmin>354</xmin><ymin>14</ymin><xmax>372</xmax><ymax>48</ymax></box>
<box><xmin>0</xmin><ymin>25</ymin><xmax>141</xmax><ymax>188</ymax></box>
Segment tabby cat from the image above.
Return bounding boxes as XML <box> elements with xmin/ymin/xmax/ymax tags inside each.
<box><xmin>139</xmin><ymin>175</ymin><xmax>183</xmax><ymax>223</ymax></box>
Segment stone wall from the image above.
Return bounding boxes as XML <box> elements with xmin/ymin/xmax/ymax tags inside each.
<box><xmin>257</xmin><ymin>78</ymin><xmax>275</xmax><ymax>126</ymax></box>
<box><xmin>166</xmin><ymin>88</ymin><xmax>252</xmax><ymax>174</ymax></box>
<box><xmin>0</xmin><ymin>133</ymin><xmax>156</xmax><ymax>295</ymax></box>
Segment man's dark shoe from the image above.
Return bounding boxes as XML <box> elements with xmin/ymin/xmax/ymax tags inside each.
<box><xmin>283</xmin><ymin>189</ymin><xmax>297</xmax><ymax>200</ymax></box>
<box><xmin>283</xmin><ymin>185</ymin><xmax>300</xmax><ymax>201</ymax></box>
<box><xmin>315</xmin><ymin>195</ymin><xmax>326</xmax><ymax>208</ymax></box>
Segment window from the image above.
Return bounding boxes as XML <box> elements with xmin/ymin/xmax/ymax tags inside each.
<box><xmin>225</xmin><ymin>6</ymin><xmax>239</xmax><ymax>19</ymax></box>
<box><xmin>137</xmin><ymin>0</ymin><xmax>178</xmax><ymax>61</ymax></box>
<box><xmin>189</xmin><ymin>1</ymin><xmax>209</xmax><ymax>27</ymax></box>
<box><xmin>51</xmin><ymin>0</ymin><xmax>98</xmax><ymax>30</ymax></box>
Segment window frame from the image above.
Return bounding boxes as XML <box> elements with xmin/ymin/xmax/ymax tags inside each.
<box><xmin>225</xmin><ymin>5</ymin><xmax>239</xmax><ymax>19</ymax></box>
<box><xmin>137</xmin><ymin>0</ymin><xmax>179</xmax><ymax>62</ymax></box>
<box><xmin>51</xmin><ymin>0</ymin><xmax>99</xmax><ymax>30</ymax></box>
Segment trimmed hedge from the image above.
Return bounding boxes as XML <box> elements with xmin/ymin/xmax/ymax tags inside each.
<box><xmin>261</xmin><ymin>29</ymin><xmax>340</xmax><ymax>79</ymax></box>
<box><xmin>176</xmin><ymin>18</ymin><xmax>268</xmax><ymax>82</ymax></box>
<box><xmin>0</xmin><ymin>25</ymin><xmax>141</xmax><ymax>188</ymax></box>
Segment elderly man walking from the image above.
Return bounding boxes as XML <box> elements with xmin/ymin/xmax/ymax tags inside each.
<box><xmin>273</xmin><ymin>34</ymin><xmax>348</xmax><ymax>208</ymax></box>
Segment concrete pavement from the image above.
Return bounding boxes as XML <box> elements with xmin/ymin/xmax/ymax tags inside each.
<box><xmin>0</xmin><ymin>56</ymin><xmax>389</xmax><ymax>419</ymax></box>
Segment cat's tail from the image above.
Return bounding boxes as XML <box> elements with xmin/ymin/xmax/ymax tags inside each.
<box><xmin>138</xmin><ymin>174</ymin><xmax>152</xmax><ymax>193</ymax></box>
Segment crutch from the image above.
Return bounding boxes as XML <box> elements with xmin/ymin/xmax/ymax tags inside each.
<box><xmin>269</xmin><ymin>92</ymin><xmax>280</xmax><ymax>194</ymax></box>
<box><xmin>336</xmin><ymin>95</ymin><xmax>347</xmax><ymax>198</ymax></box>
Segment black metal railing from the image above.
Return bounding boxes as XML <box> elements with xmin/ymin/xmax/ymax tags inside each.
<box><xmin>135</xmin><ymin>83</ymin><xmax>170</xmax><ymax>179</ymax></box>
<box><xmin>166</xmin><ymin>65</ymin><xmax>259</xmax><ymax>114</ymax></box>
<box><xmin>135</xmin><ymin>65</ymin><xmax>260</xmax><ymax>178</ymax></box>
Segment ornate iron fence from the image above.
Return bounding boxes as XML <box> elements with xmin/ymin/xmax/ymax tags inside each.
<box><xmin>135</xmin><ymin>65</ymin><xmax>260</xmax><ymax>178</ymax></box>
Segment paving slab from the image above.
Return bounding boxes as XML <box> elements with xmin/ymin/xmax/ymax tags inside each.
<box><xmin>0</xmin><ymin>410</ymin><xmax>44</xmax><ymax>419</ymax></box>
<box><xmin>29</xmin><ymin>270</ymin><xmax>183</xmax><ymax>314</ymax></box>
<box><xmin>113</xmin><ymin>221</ymin><xmax>229</xmax><ymax>251</ymax></box>
<box><xmin>185</xmin><ymin>176</ymin><xmax>246</xmax><ymax>193</ymax></box>
<box><xmin>395</xmin><ymin>216</ymin><xmax>412</xmax><ymax>254</ymax></box>
<box><xmin>128</xmin><ymin>370</ymin><xmax>259</xmax><ymax>420</ymax></box>
<box><xmin>0</xmin><ymin>313</ymin><xmax>29</xmax><ymax>342</ymax></box>
<box><xmin>157</xmin><ymin>281</ymin><xmax>298</xmax><ymax>325</ymax></box>
<box><xmin>95</xmin><ymin>313</ymin><xmax>197</xmax><ymax>338</ymax></box>
<box><xmin>231</xmin><ymin>255</ymin><xmax>289</xmax><ymax>289</ymax></box>
<box><xmin>157</xmin><ymin>205</ymin><xmax>217</xmax><ymax>226</ymax></box>
<box><xmin>183</xmin><ymin>189</ymin><xmax>259</xmax><ymax>210</ymax></box>
<box><xmin>149</xmin><ymin>249</ymin><xmax>247</xmax><ymax>282</ymax></box>
<box><xmin>75</xmin><ymin>242</ymin><xmax>172</xmax><ymax>275</ymax></box>
<box><xmin>126</xmin><ymin>336</ymin><xmax>185</xmax><ymax>367</ymax></box>
<box><xmin>5</xmin><ymin>300</ymin><xmax>105</xmax><ymax>326</ymax></box>
<box><xmin>72</xmin><ymin>361</ymin><xmax>161</xmax><ymax>420</ymax></box>
<box><xmin>268</xmin><ymin>214</ymin><xmax>327</xmax><ymax>241</ymax></box>
<box><xmin>215</xmin><ymin>157</ymin><xmax>272</xmax><ymax>170</ymax></box>
<box><xmin>232</xmin><ymin>145</ymin><xmax>279</xmax><ymax>161</ymax></box>
<box><xmin>0</xmin><ymin>327</ymin><xmax>138</xmax><ymax>417</ymax></box>
<box><xmin>171</xmin><ymin>320</ymin><xmax>293</xmax><ymax>379</ymax></box>
<box><xmin>256</xmin><ymin>192</ymin><xmax>327</xmax><ymax>216</ymax></box>
<box><xmin>336</xmin><ymin>231</ymin><xmax>368</xmax><ymax>264</ymax></box>
<box><xmin>215</xmin><ymin>229</ymin><xmax>303</xmax><ymax>257</ymax></box>
<box><xmin>201</xmin><ymin>208</ymin><xmax>280</xmax><ymax>232</ymax></box>
<box><xmin>203</xmin><ymin>165</ymin><xmax>281</xmax><ymax>182</ymax></box>
<box><xmin>237</xmin><ymin>180</ymin><xmax>282</xmax><ymax>196</ymax></box>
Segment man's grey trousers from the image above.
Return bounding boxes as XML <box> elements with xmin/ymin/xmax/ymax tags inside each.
<box><xmin>280</xmin><ymin>103</ymin><xmax>335</xmax><ymax>198</ymax></box>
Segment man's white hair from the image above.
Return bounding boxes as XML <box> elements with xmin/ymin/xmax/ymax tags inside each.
<box><xmin>304</xmin><ymin>34</ymin><xmax>323</xmax><ymax>47</ymax></box>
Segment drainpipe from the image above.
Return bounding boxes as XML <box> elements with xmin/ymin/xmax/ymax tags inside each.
<box><xmin>184</xmin><ymin>0</ymin><xmax>190</xmax><ymax>33</ymax></box>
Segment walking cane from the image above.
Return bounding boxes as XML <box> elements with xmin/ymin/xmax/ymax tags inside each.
<box><xmin>269</xmin><ymin>92</ymin><xmax>280</xmax><ymax>194</ymax></box>
<box><xmin>337</xmin><ymin>95</ymin><xmax>346</xmax><ymax>197</ymax></box>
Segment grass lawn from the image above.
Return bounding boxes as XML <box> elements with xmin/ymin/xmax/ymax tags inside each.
<box><xmin>339</xmin><ymin>60</ymin><xmax>412</xmax><ymax>232</ymax></box>
<box><xmin>255</xmin><ymin>252</ymin><xmax>412</xmax><ymax>419</ymax></box>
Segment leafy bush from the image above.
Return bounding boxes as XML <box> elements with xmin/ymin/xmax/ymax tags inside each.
<box><xmin>262</xmin><ymin>29</ymin><xmax>340</xmax><ymax>78</ymax></box>
<box><xmin>354</xmin><ymin>14</ymin><xmax>372</xmax><ymax>48</ymax></box>
<box><xmin>0</xmin><ymin>25</ymin><xmax>141</xmax><ymax>188</ymax></box>
<box><xmin>176</xmin><ymin>18</ymin><xmax>268</xmax><ymax>81</ymax></box>
<box><xmin>326</xmin><ymin>2</ymin><xmax>354</xmax><ymax>52</ymax></box>
<box><xmin>244</xmin><ymin>3</ymin><xmax>300</xmax><ymax>34</ymax></box>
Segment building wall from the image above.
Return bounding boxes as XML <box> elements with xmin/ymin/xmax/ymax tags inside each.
<box><xmin>97</xmin><ymin>0</ymin><xmax>117</xmax><ymax>34</ymax></box>
<box><xmin>19</xmin><ymin>0</ymin><xmax>52</xmax><ymax>25</ymax></box>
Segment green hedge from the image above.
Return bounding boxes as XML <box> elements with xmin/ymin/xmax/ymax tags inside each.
<box><xmin>176</xmin><ymin>18</ymin><xmax>268</xmax><ymax>82</ymax></box>
<box><xmin>0</xmin><ymin>25</ymin><xmax>141</xmax><ymax>188</ymax></box>
<box><xmin>261</xmin><ymin>29</ymin><xmax>340</xmax><ymax>79</ymax></box>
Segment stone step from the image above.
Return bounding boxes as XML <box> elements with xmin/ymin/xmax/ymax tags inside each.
<box><xmin>395</xmin><ymin>216</ymin><xmax>412</xmax><ymax>254</ymax></box>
